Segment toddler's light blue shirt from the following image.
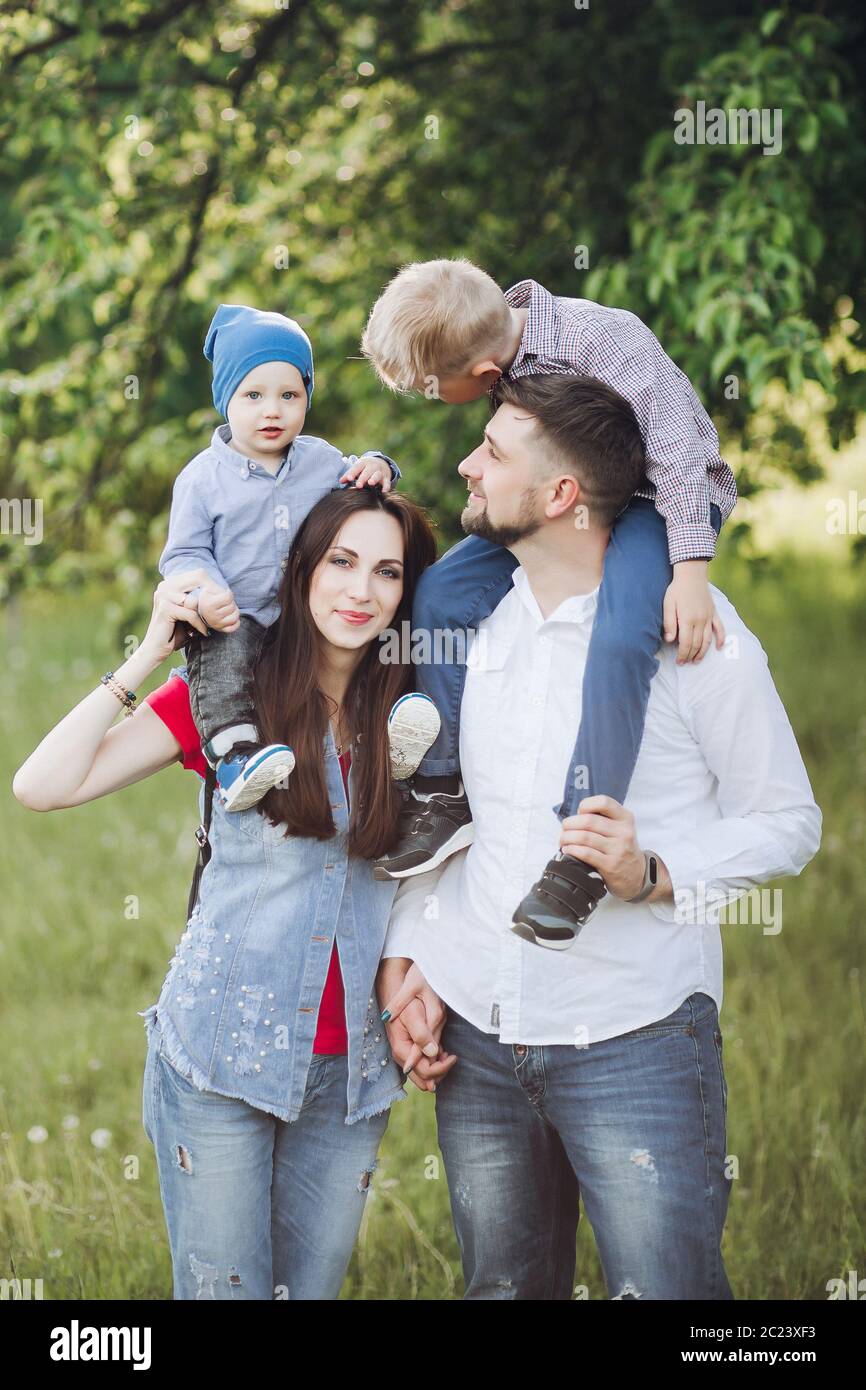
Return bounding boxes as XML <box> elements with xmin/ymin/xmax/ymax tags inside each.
<box><xmin>159</xmin><ymin>425</ymin><xmax>401</xmax><ymax>625</ymax></box>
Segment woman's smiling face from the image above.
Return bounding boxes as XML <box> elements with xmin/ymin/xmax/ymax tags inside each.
<box><xmin>307</xmin><ymin>508</ymin><xmax>405</xmax><ymax>653</ymax></box>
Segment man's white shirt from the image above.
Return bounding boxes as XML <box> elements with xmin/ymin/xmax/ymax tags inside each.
<box><xmin>384</xmin><ymin>565</ymin><xmax>822</xmax><ymax>1044</ymax></box>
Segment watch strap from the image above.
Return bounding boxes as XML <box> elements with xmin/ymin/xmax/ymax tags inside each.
<box><xmin>626</xmin><ymin>850</ymin><xmax>658</xmax><ymax>903</ymax></box>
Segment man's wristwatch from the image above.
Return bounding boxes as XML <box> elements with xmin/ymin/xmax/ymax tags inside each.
<box><xmin>626</xmin><ymin>850</ymin><xmax>659</xmax><ymax>903</ymax></box>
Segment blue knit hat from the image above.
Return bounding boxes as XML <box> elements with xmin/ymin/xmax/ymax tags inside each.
<box><xmin>203</xmin><ymin>303</ymin><xmax>314</xmax><ymax>417</ymax></box>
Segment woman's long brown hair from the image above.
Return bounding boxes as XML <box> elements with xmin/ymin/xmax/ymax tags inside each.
<box><xmin>252</xmin><ymin>485</ymin><xmax>438</xmax><ymax>858</ymax></box>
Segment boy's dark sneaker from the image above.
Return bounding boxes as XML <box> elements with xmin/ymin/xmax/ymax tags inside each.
<box><xmin>373</xmin><ymin>789</ymin><xmax>473</xmax><ymax>880</ymax></box>
<box><xmin>510</xmin><ymin>853</ymin><xmax>607</xmax><ymax>950</ymax></box>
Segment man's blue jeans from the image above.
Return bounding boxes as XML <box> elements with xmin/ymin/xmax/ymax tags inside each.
<box><xmin>434</xmin><ymin>993</ymin><xmax>734</xmax><ymax>1300</ymax></box>
<box><xmin>142</xmin><ymin>1016</ymin><xmax>388</xmax><ymax>1299</ymax></box>
<box><xmin>413</xmin><ymin>498</ymin><xmax>724</xmax><ymax>818</ymax></box>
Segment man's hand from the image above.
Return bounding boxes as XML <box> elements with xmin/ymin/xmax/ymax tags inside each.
<box><xmin>197</xmin><ymin>583</ymin><xmax>241</xmax><ymax>633</ymax></box>
<box><xmin>339</xmin><ymin>453</ymin><xmax>393</xmax><ymax>492</ymax></box>
<box><xmin>376</xmin><ymin>957</ymin><xmax>457</xmax><ymax>1093</ymax></box>
<box><xmin>560</xmin><ymin>795</ymin><xmax>648</xmax><ymax>901</ymax></box>
<box><xmin>663</xmin><ymin>559</ymin><xmax>725</xmax><ymax>664</ymax></box>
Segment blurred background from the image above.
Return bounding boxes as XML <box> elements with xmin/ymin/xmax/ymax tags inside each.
<box><xmin>1</xmin><ymin>0</ymin><xmax>864</xmax><ymax>1299</ymax></box>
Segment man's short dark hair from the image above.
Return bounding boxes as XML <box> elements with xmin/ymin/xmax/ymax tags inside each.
<box><xmin>492</xmin><ymin>374</ymin><xmax>647</xmax><ymax>526</ymax></box>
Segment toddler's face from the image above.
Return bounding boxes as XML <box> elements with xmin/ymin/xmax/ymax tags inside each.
<box><xmin>226</xmin><ymin>360</ymin><xmax>308</xmax><ymax>463</ymax></box>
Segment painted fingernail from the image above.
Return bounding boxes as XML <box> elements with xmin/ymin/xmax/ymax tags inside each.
<box><xmin>380</xmin><ymin>1009</ymin><xmax>391</xmax><ymax>1021</ymax></box>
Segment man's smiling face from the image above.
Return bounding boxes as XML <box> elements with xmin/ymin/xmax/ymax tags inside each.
<box><xmin>457</xmin><ymin>401</ymin><xmax>548</xmax><ymax>547</ymax></box>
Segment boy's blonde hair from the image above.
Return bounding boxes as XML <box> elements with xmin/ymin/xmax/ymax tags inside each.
<box><xmin>360</xmin><ymin>258</ymin><xmax>512</xmax><ymax>392</ymax></box>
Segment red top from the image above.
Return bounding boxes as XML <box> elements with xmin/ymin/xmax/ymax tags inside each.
<box><xmin>145</xmin><ymin>673</ymin><xmax>348</xmax><ymax>1055</ymax></box>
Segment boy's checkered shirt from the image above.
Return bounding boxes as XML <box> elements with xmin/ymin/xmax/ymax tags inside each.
<box><xmin>502</xmin><ymin>279</ymin><xmax>738</xmax><ymax>564</ymax></box>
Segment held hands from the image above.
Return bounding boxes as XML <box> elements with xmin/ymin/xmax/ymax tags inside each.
<box><xmin>339</xmin><ymin>453</ymin><xmax>393</xmax><ymax>492</ymax></box>
<box><xmin>560</xmin><ymin>796</ymin><xmax>647</xmax><ymax>900</ymax></box>
<box><xmin>140</xmin><ymin>570</ymin><xmax>211</xmax><ymax>663</ymax></box>
<box><xmin>376</xmin><ymin>958</ymin><xmax>457</xmax><ymax>1093</ymax></box>
<box><xmin>663</xmin><ymin>559</ymin><xmax>726</xmax><ymax>663</ymax></box>
<box><xmin>141</xmin><ymin>570</ymin><xmax>241</xmax><ymax>664</ymax></box>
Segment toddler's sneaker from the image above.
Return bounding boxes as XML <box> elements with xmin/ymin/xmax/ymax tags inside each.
<box><xmin>216</xmin><ymin>743</ymin><xmax>295</xmax><ymax>813</ymax></box>
<box><xmin>510</xmin><ymin>852</ymin><xmax>607</xmax><ymax>950</ymax></box>
<box><xmin>373</xmin><ymin>785</ymin><xmax>473</xmax><ymax>880</ymax></box>
<box><xmin>387</xmin><ymin>693</ymin><xmax>442</xmax><ymax>781</ymax></box>
<box><xmin>375</xmin><ymin>695</ymin><xmax>469</xmax><ymax>879</ymax></box>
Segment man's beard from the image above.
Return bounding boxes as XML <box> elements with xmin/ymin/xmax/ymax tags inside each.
<box><xmin>461</xmin><ymin>489</ymin><xmax>541</xmax><ymax>547</ymax></box>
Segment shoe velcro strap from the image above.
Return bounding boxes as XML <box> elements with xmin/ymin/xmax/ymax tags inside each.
<box><xmin>543</xmin><ymin>856</ymin><xmax>607</xmax><ymax>902</ymax></box>
<box><xmin>397</xmin><ymin>803</ymin><xmax>463</xmax><ymax>837</ymax></box>
<box><xmin>532</xmin><ymin>880</ymin><xmax>598</xmax><ymax>923</ymax></box>
<box><xmin>526</xmin><ymin>857</ymin><xmax>607</xmax><ymax>923</ymax></box>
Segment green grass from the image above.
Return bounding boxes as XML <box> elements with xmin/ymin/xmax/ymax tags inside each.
<box><xmin>1</xmin><ymin>548</ymin><xmax>863</xmax><ymax>1299</ymax></box>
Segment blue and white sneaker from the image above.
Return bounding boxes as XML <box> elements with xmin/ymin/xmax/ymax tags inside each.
<box><xmin>216</xmin><ymin>744</ymin><xmax>295</xmax><ymax>812</ymax></box>
<box><xmin>387</xmin><ymin>693</ymin><xmax>441</xmax><ymax>781</ymax></box>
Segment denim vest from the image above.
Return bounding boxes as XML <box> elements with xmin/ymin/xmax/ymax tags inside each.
<box><xmin>138</xmin><ymin>724</ymin><xmax>406</xmax><ymax>1126</ymax></box>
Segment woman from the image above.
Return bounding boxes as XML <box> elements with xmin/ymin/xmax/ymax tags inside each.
<box><xmin>13</xmin><ymin>485</ymin><xmax>443</xmax><ymax>1300</ymax></box>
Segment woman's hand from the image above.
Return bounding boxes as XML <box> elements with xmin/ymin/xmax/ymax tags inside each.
<box><xmin>387</xmin><ymin>999</ymin><xmax>456</xmax><ymax>1092</ymax></box>
<box><xmin>12</xmin><ymin>568</ymin><xmax>212</xmax><ymax>811</ymax></box>
<box><xmin>377</xmin><ymin>958</ymin><xmax>457</xmax><ymax>1092</ymax></box>
<box><xmin>13</xmin><ymin>567</ymin><xmax>239</xmax><ymax>813</ymax></box>
<box><xmin>140</xmin><ymin>570</ymin><xmax>211</xmax><ymax>663</ymax></box>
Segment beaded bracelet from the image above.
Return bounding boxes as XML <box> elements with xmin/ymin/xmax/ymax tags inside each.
<box><xmin>100</xmin><ymin>671</ymin><xmax>137</xmax><ymax>718</ymax></box>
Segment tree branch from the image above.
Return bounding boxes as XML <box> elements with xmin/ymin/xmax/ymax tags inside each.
<box><xmin>226</xmin><ymin>0</ymin><xmax>312</xmax><ymax>100</ymax></box>
<box><xmin>370</xmin><ymin>38</ymin><xmax>522</xmax><ymax>81</ymax></box>
<box><xmin>4</xmin><ymin>19</ymin><xmax>77</xmax><ymax>67</ymax></box>
<box><xmin>5</xmin><ymin>0</ymin><xmax>208</xmax><ymax>69</ymax></box>
<box><xmin>137</xmin><ymin>0</ymin><xmax>314</xmax><ymax>400</ymax></box>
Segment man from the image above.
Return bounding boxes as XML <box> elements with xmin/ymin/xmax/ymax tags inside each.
<box><xmin>376</xmin><ymin>374</ymin><xmax>822</xmax><ymax>1300</ymax></box>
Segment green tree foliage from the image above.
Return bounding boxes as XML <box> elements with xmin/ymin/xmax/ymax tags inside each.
<box><xmin>1</xmin><ymin>0</ymin><xmax>864</xmax><ymax>615</ymax></box>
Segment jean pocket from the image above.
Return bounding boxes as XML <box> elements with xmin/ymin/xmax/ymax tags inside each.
<box><xmin>300</xmin><ymin>1053</ymin><xmax>345</xmax><ymax>1109</ymax></box>
<box><xmin>624</xmin><ymin>996</ymin><xmax>693</xmax><ymax>1038</ymax></box>
<box><xmin>156</xmin><ymin>1039</ymin><xmax>201</xmax><ymax>1095</ymax></box>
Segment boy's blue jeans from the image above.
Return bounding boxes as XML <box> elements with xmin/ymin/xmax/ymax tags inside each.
<box><xmin>434</xmin><ymin>993</ymin><xmax>734</xmax><ymax>1300</ymax></box>
<box><xmin>412</xmin><ymin>497</ymin><xmax>724</xmax><ymax>819</ymax></box>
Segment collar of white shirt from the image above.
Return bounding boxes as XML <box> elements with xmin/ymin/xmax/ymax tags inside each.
<box><xmin>510</xmin><ymin>563</ymin><xmax>600</xmax><ymax>626</ymax></box>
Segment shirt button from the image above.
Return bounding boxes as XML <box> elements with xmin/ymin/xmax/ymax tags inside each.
<box><xmin>531</xmin><ymin>696</ymin><xmax>542</xmax><ymax>708</ymax></box>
